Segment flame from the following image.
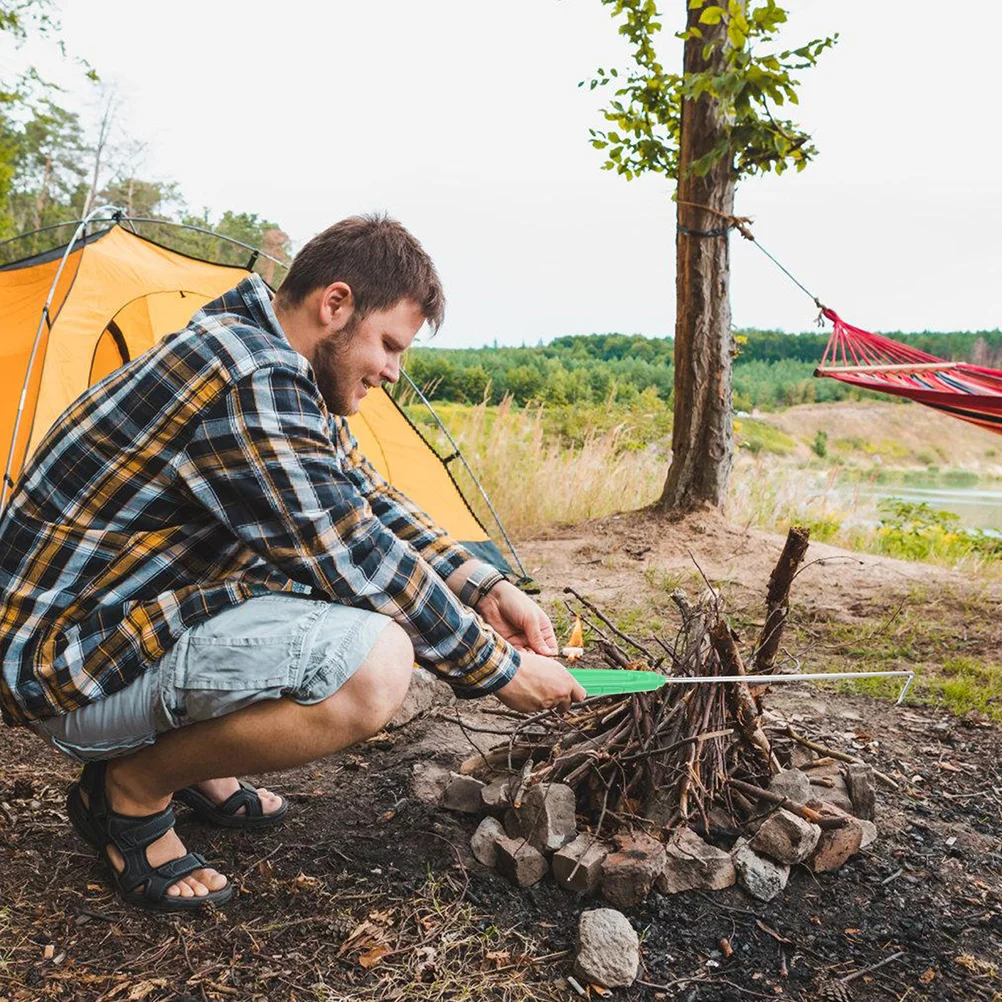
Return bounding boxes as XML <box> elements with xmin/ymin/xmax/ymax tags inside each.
<box><xmin>568</xmin><ymin>616</ymin><xmax>584</xmax><ymax>648</ymax></box>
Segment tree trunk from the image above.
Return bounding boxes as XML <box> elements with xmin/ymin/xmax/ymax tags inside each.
<box><xmin>657</xmin><ymin>3</ymin><xmax>740</xmax><ymax>511</ymax></box>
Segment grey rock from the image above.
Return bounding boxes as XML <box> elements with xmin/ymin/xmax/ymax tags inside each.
<box><xmin>845</xmin><ymin>762</ymin><xmax>876</xmax><ymax>820</ymax></box>
<box><xmin>815</xmin><ymin>775</ymin><xmax>854</xmax><ymax>814</ymax></box>
<box><xmin>495</xmin><ymin>835</ymin><xmax>548</xmax><ymax>887</ymax></box>
<box><xmin>471</xmin><ymin>816</ymin><xmax>506</xmax><ymax>867</ymax></box>
<box><xmin>388</xmin><ymin>668</ymin><xmax>447</xmax><ymax>729</ymax></box>
<box><xmin>732</xmin><ymin>839</ymin><xmax>790</xmax><ymax>902</ymax></box>
<box><xmin>504</xmin><ymin>783</ymin><xmax>577</xmax><ymax>852</ymax></box>
<box><xmin>642</xmin><ymin>788</ymin><xmax>675</xmax><ymax>828</ymax></box>
<box><xmin>657</xmin><ymin>828</ymin><xmax>736</xmax><ymax>894</ymax></box>
<box><xmin>768</xmin><ymin>769</ymin><xmax>812</xmax><ymax>805</ymax></box>
<box><xmin>553</xmin><ymin>834</ymin><xmax>610</xmax><ymax>894</ymax></box>
<box><xmin>859</xmin><ymin>820</ymin><xmax>877</xmax><ymax>849</ymax></box>
<box><xmin>574</xmin><ymin>908</ymin><xmax>640</xmax><ymax>989</ymax></box>
<box><xmin>411</xmin><ymin>762</ymin><xmax>451</xmax><ymax>804</ymax></box>
<box><xmin>749</xmin><ymin>809</ymin><xmax>822</xmax><ymax>865</ymax></box>
<box><xmin>480</xmin><ymin>774</ymin><xmax>515</xmax><ymax>818</ymax></box>
<box><xmin>441</xmin><ymin>773</ymin><xmax>485</xmax><ymax>814</ymax></box>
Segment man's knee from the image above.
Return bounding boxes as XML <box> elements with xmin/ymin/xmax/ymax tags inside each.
<box><xmin>326</xmin><ymin>621</ymin><xmax>415</xmax><ymax>735</ymax></box>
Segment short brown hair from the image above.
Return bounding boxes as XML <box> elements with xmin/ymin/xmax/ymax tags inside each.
<box><xmin>275</xmin><ymin>214</ymin><xmax>445</xmax><ymax>332</ymax></box>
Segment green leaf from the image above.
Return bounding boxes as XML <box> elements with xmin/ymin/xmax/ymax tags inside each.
<box><xmin>699</xmin><ymin>5</ymin><xmax>724</xmax><ymax>24</ymax></box>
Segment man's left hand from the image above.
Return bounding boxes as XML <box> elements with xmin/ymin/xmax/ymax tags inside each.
<box><xmin>476</xmin><ymin>581</ymin><xmax>559</xmax><ymax>657</ymax></box>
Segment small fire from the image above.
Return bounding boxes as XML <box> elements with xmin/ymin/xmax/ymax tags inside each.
<box><xmin>561</xmin><ymin>616</ymin><xmax>585</xmax><ymax>661</ymax></box>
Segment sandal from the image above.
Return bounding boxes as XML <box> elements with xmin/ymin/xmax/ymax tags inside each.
<box><xmin>66</xmin><ymin>761</ymin><xmax>233</xmax><ymax>912</ymax></box>
<box><xmin>174</xmin><ymin>780</ymin><xmax>289</xmax><ymax>829</ymax></box>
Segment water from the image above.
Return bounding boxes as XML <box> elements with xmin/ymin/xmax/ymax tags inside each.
<box><xmin>829</xmin><ymin>474</ymin><xmax>1002</xmax><ymax>533</ymax></box>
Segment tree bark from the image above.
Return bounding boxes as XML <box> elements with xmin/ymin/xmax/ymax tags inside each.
<box><xmin>657</xmin><ymin>3</ymin><xmax>740</xmax><ymax>511</ymax></box>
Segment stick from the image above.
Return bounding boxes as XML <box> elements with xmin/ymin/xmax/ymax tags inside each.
<box><xmin>565</xmin><ymin>586</ymin><xmax>656</xmax><ymax>662</ymax></box>
<box><xmin>755</xmin><ymin>526</ymin><xmax>810</xmax><ymax>674</ymax></box>
<box><xmin>727</xmin><ymin>778</ymin><xmax>825</xmax><ymax>823</ymax></box>
<box><xmin>839</xmin><ymin>950</ymin><xmax>905</xmax><ymax>984</ymax></box>
<box><xmin>786</xmin><ymin>726</ymin><xmax>900</xmax><ymax>790</ymax></box>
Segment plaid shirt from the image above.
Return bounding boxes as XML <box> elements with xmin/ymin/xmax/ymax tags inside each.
<box><xmin>0</xmin><ymin>275</ymin><xmax>519</xmax><ymax>726</ymax></box>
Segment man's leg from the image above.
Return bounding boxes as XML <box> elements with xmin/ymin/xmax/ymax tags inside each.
<box><xmin>81</xmin><ymin>620</ymin><xmax>415</xmax><ymax>899</ymax></box>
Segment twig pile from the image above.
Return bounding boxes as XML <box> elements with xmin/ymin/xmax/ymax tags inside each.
<box><xmin>478</xmin><ymin>527</ymin><xmax>813</xmax><ymax>836</ymax></box>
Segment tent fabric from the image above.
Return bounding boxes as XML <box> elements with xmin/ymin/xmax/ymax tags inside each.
<box><xmin>0</xmin><ymin>223</ymin><xmax>509</xmax><ymax>570</ymax></box>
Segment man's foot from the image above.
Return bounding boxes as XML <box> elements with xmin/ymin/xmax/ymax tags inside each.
<box><xmin>79</xmin><ymin>769</ymin><xmax>228</xmax><ymax>900</ymax></box>
<box><xmin>191</xmin><ymin>777</ymin><xmax>283</xmax><ymax>817</ymax></box>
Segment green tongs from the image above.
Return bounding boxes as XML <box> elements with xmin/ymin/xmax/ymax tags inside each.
<box><xmin>569</xmin><ymin>668</ymin><xmax>668</xmax><ymax>696</ymax></box>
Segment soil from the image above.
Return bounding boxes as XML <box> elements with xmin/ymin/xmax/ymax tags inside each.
<box><xmin>2</xmin><ymin>511</ymin><xmax>1001</xmax><ymax>1002</ymax></box>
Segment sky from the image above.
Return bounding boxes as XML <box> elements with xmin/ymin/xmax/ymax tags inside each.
<box><xmin>14</xmin><ymin>1</ymin><xmax>1002</xmax><ymax>348</ymax></box>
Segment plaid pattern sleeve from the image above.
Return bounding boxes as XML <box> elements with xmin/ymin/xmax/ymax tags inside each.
<box><xmin>331</xmin><ymin>415</ymin><xmax>476</xmax><ymax>581</ymax></box>
<box><xmin>175</xmin><ymin>365</ymin><xmax>520</xmax><ymax>697</ymax></box>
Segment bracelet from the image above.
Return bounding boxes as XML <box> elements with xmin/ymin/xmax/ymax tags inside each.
<box><xmin>457</xmin><ymin>565</ymin><xmax>506</xmax><ymax>607</ymax></box>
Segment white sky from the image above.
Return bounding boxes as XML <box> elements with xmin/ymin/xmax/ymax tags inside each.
<box><xmin>13</xmin><ymin>1</ymin><xmax>1002</xmax><ymax>347</ymax></box>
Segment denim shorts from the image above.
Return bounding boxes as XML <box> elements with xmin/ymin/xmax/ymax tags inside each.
<box><xmin>33</xmin><ymin>594</ymin><xmax>392</xmax><ymax>763</ymax></box>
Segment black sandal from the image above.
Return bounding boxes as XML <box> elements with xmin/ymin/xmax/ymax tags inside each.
<box><xmin>66</xmin><ymin>761</ymin><xmax>233</xmax><ymax>912</ymax></box>
<box><xmin>174</xmin><ymin>781</ymin><xmax>289</xmax><ymax>829</ymax></box>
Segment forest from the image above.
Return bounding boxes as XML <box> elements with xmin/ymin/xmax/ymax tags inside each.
<box><xmin>403</xmin><ymin>326</ymin><xmax>1002</xmax><ymax>410</ymax></box>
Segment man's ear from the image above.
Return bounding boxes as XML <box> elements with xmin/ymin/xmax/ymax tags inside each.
<box><xmin>318</xmin><ymin>281</ymin><xmax>354</xmax><ymax>330</ymax></box>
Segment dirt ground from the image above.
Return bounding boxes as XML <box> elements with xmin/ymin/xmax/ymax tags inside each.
<box><xmin>2</xmin><ymin>511</ymin><xmax>1001</xmax><ymax>1002</ymax></box>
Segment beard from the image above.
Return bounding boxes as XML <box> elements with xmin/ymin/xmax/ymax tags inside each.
<box><xmin>311</xmin><ymin>317</ymin><xmax>361</xmax><ymax>415</ymax></box>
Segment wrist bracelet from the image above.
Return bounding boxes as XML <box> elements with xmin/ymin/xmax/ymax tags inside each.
<box><xmin>457</xmin><ymin>565</ymin><xmax>506</xmax><ymax>607</ymax></box>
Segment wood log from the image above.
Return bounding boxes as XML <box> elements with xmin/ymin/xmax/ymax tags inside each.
<box><xmin>755</xmin><ymin>525</ymin><xmax>810</xmax><ymax>675</ymax></box>
<box><xmin>709</xmin><ymin>618</ymin><xmax>779</xmax><ymax>773</ymax></box>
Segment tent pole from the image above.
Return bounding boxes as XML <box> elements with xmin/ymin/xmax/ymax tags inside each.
<box><xmin>398</xmin><ymin>370</ymin><xmax>529</xmax><ymax>581</ymax></box>
<box><xmin>0</xmin><ymin>205</ymin><xmax>126</xmax><ymax>518</ymax></box>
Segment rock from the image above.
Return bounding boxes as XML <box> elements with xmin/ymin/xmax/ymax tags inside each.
<box><xmin>553</xmin><ymin>834</ymin><xmax>610</xmax><ymax>894</ymax></box>
<box><xmin>803</xmin><ymin>759</ymin><xmax>842</xmax><ymax>780</ymax></box>
<box><xmin>388</xmin><ymin>668</ymin><xmax>447</xmax><ymax>729</ymax></box>
<box><xmin>805</xmin><ymin>802</ymin><xmax>865</xmax><ymax>872</ymax></box>
<box><xmin>504</xmin><ymin>783</ymin><xmax>577</xmax><ymax>852</ymax></box>
<box><xmin>480</xmin><ymin>775</ymin><xmax>515</xmax><ymax>818</ymax></box>
<box><xmin>859</xmin><ymin>820</ymin><xmax>877</xmax><ymax>849</ymax></box>
<box><xmin>495</xmin><ymin>835</ymin><xmax>548</xmax><ymax>887</ymax></box>
<box><xmin>574</xmin><ymin>908</ymin><xmax>640</xmax><ymax>989</ymax></box>
<box><xmin>411</xmin><ymin>762</ymin><xmax>451</xmax><ymax>804</ymax></box>
<box><xmin>471</xmin><ymin>816</ymin><xmax>506</xmax><ymax>867</ymax></box>
<box><xmin>845</xmin><ymin>762</ymin><xmax>876</xmax><ymax>820</ymax></box>
<box><xmin>441</xmin><ymin>773</ymin><xmax>485</xmax><ymax>814</ymax></box>
<box><xmin>768</xmin><ymin>769</ymin><xmax>812</xmax><ymax>805</ymax></box>
<box><xmin>657</xmin><ymin>828</ymin><xmax>736</xmax><ymax>894</ymax></box>
<box><xmin>601</xmin><ymin>834</ymin><xmax>667</xmax><ymax>909</ymax></box>
<box><xmin>791</xmin><ymin>746</ymin><xmax>816</xmax><ymax>769</ymax></box>
<box><xmin>732</xmin><ymin>839</ymin><xmax>790</xmax><ymax>902</ymax></box>
<box><xmin>749</xmin><ymin>809</ymin><xmax>822</xmax><ymax>865</ymax></box>
<box><xmin>814</xmin><ymin>775</ymin><xmax>854</xmax><ymax>814</ymax></box>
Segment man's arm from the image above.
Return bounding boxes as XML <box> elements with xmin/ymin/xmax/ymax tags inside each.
<box><xmin>332</xmin><ymin>414</ymin><xmax>477</xmax><ymax>586</ymax></box>
<box><xmin>174</xmin><ymin>366</ymin><xmax>518</xmax><ymax>696</ymax></box>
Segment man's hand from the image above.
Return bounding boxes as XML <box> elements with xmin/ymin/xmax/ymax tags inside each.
<box><xmin>495</xmin><ymin>651</ymin><xmax>587</xmax><ymax>713</ymax></box>
<box><xmin>476</xmin><ymin>581</ymin><xmax>559</xmax><ymax>656</ymax></box>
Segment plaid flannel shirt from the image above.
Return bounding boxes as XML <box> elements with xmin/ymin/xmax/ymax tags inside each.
<box><xmin>0</xmin><ymin>275</ymin><xmax>519</xmax><ymax>726</ymax></box>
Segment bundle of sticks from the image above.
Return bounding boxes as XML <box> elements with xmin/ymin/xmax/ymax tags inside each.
<box><xmin>475</xmin><ymin>526</ymin><xmax>812</xmax><ymax>834</ymax></box>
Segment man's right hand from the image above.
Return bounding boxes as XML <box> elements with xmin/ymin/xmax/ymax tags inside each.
<box><xmin>495</xmin><ymin>652</ymin><xmax>587</xmax><ymax>713</ymax></box>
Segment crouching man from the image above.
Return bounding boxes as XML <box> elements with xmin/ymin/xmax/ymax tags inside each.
<box><xmin>0</xmin><ymin>214</ymin><xmax>585</xmax><ymax>911</ymax></box>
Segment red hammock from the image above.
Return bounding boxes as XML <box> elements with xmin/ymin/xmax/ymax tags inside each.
<box><xmin>814</xmin><ymin>310</ymin><xmax>1002</xmax><ymax>437</ymax></box>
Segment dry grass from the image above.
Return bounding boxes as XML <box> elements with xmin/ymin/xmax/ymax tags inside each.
<box><xmin>408</xmin><ymin>396</ymin><xmax>1002</xmax><ymax>577</ymax></box>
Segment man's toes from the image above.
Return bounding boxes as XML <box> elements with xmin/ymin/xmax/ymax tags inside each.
<box><xmin>201</xmin><ymin>868</ymin><xmax>228</xmax><ymax>891</ymax></box>
<box><xmin>182</xmin><ymin>875</ymin><xmax>210</xmax><ymax>896</ymax></box>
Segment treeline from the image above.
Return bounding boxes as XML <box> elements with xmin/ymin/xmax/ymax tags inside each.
<box><xmin>0</xmin><ymin>2</ymin><xmax>290</xmax><ymax>274</ymax></box>
<box><xmin>403</xmin><ymin>328</ymin><xmax>1002</xmax><ymax>411</ymax></box>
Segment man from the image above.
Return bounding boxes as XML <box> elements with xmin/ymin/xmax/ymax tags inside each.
<box><xmin>0</xmin><ymin>215</ymin><xmax>585</xmax><ymax>911</ymax></box>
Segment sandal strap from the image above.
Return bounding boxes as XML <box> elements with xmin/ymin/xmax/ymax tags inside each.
<box><xmin>214</xmin><ymin>781</ymin><xmax>264</xmax><ymax>818</ymax></box>
<box><xmin>123</xmin><ymin>851</ymin><xmax>210</xmax><ymax>901</ymax></box>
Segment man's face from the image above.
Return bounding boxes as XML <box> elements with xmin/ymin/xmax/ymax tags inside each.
<box><xmin>312</xmin><ymin>298</ymin><xmax>425</xmax><ymax>415</ymax></box>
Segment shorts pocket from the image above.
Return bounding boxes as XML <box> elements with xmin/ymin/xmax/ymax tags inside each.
<box><xmin>176</xmin><ymin>633</ymin><xmax>296</xmax><ymax>691</ymax></box>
